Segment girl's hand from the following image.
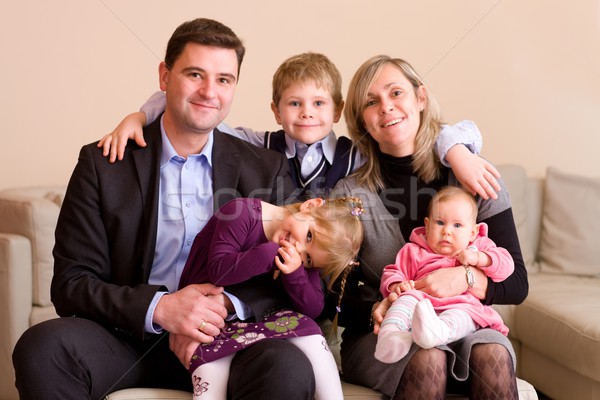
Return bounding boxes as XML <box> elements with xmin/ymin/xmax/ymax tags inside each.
<box><xmin>372</xmin><ymin>292</ymin><xmax>398</xmax><ymax>335</ymax></box>
<box><xmin>446</xmin><ymin>145</ymin><xmax>501</xmax><ymax>200</ymax></box>
<box><xmin>97</xmin><ymin>111</ymin><xmax>147</xmax><ymax>162</ymax></box>
<box><xmin>274</xmin><ymin>239</ymin><xmax>303</xmax><ymax>276</ymax></box>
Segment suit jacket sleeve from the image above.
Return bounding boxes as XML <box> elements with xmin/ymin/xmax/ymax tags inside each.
<box><xmin>51</xmin><ymin>133</ymin><xmax>162</xmax><ymax>339</ymax></box>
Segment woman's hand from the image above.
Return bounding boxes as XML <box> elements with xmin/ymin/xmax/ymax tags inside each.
<box><xmin>372</xmin><ymin>292</ymin><xmax>398</xmax><ymax>335</ymax></box>
<box><xmin>414</xmin><ymin>266</ymin><xmax>488</xmax><ymax>300</ymax></box>
<box><xmin>97</xmin><ymin>111</ymin><xmax>147</xmax><ymax>162</ymax></box>
<box><xmin>446</xmin><ymin>145</ymin><xmax>501</xmax><ymax>200</ymax></box>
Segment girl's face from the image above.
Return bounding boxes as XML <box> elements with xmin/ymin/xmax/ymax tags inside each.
<box><xmin>425</xmin><ymin>197</ymin><xmax>478</xmax><ymax>256</ymax></box>
<box><xmin>271</xmin><ymin>201</ymin><xmax>329</xmax><ymax>269</ymax></box>
<box><xmin>361</xmin><ymin>63</ymin><xmax>426</xmax><ymax>157</ymax></box>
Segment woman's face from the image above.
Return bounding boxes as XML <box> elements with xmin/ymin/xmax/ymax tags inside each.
<box><xmin>361</xmin><ymin>63</ymin><xmax>426</xmax><ymax>157</ymax></box>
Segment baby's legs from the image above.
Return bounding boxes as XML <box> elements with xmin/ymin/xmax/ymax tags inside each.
<box><xmin>190</xmin><ymin>354</ymin><xmax>234</xmax><ymax>400</ymax></box>
<box><xmin>288</xmin><ymin>334</ymin><xmax>343</xmax><ymax>400</ymax></box>
<box><xmin>412</xmin><ymin>298</ymin><xmax>477</xmax><ymax>349</ymax></box>
<box><xmin>374</xmin><ymin>295</ymin><xmax>418</xmax><ymax>364</ymax></box>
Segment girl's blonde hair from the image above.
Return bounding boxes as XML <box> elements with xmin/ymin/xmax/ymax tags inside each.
<box><xmin>285</xmin><ymin>196</ymin><xmax>364</xmax><ymax>289</ymax></box>
<box><xmin>344</xmin><ymin>55</ymin><xmax>445</xmax><ymax>192</ymax></box>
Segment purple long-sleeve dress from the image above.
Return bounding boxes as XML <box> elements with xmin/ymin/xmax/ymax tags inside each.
<box><xmin>179</xmin><ymin>198</ymin><xmax>324</xmax><ymax>372</ymax></box>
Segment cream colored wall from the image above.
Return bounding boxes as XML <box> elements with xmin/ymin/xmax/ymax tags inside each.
<box><xmin>2</xmin><ymin>0</ymin><xmax>599</xmax><ymax>190</ymax></box>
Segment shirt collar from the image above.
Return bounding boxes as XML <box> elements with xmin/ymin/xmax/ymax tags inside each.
<box><xmin>159</xmin><ymin>116</ymin><xmax>214</xmax><ymax>167</ymax></box>
<box><xmin>284</xmin><ymin>130</ymin><xmax>338</xmax><ymax>164</ymax></box>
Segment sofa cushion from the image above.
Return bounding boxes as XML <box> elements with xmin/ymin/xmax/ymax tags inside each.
<box><xmin>515</xmin><ymin>273</ymin><xmax>600</xmax><ymax>382</ymax></box>
<box><xmin>539</xmin><ymin>167</ymin><xmax>600</xmax><ymax>277</ymax></box>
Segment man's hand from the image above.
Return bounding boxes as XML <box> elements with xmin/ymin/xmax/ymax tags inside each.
<box><xmin>169</xmin><ymin>332</ymin><xmax>201</xmax><ymax>368</ymax></box>
<box><xmin>154</xmin><ymin>283</ymin><xmax>227</xmax><ymax>343</ymax></box>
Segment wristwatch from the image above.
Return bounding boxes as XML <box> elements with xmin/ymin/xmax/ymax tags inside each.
<box><xmin>464</xmin><ymin>266</ymin><xmax>475</xmax><ymax>289</ymax></box>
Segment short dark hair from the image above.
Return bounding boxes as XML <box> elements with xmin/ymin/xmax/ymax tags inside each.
<box><xmin>164</xmin><ymin>18</ymin><xmax>246</xmax><ymax>77</ymax></box>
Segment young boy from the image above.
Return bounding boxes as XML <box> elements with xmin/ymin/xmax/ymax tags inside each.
<box><xmin>99</xmin><ymin>52</ymin><xmax>490</xmax><ymax>198</ymax></box>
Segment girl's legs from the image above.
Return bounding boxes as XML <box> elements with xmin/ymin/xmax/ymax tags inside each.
<box><xmin>191</xmin><ymin>354</ymin><xmax>234</xmax><ymax>400</ymax></box>
<box><xmin>412</xmin><ymin>299</ymin><xmax>477</xmax><ymax>349</ymax></box>
<box><xmin>374</xmin><ymin>295</ymin><xmax>418</xmax><ymax>363</ymax></box>
<box><xmin>394</xmin><ymin>347</ymin><xmax>447</xmax><ymax>400</ymax></box>
<box><xmin>288</xmin><ymin>335</ymin><xmax>344</xmax><ymax>400</ymax></box>
<box><xmin>469</xmin><ymin>343</ymin><xmax>518</xmax><ymax>400</ymax></box>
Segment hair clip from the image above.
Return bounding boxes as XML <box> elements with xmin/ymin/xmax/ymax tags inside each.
<box><xmin>350</xmin><ymin>206</ymin><xmax>363</xmax><ymax>217</ymax></box>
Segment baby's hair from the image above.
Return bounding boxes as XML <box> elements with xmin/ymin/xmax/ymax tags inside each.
<box><xmin>271</xmin><ymin>52</ymin><xmax>343</xmax><ymax>109</ymax></box>
<box><xmin>285</xmin><ymin>196</ymin><xmax>364</xmax><ymax>289</ymax></box>
<box><xmin>428</xmin><ymin>186</ymin><xmax>478</xmax><ymax>222</ymax></box>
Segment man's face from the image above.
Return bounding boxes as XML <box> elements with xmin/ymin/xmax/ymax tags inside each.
<box><xmin>159</xmin><ymin>43</ymin><xmax>238</xmax><ymax>135</ymax></box>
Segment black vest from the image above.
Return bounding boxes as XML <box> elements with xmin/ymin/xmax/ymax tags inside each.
<box><xmin>264</xmin><ymin>130</ymin><xmax>357</xmax><ymax>199</ymax></box>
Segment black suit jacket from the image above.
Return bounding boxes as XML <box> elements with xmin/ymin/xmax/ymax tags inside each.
<box><xmin>51</xmin><ymin>119</ymin><xmax>296</xmax><ymax>339</ymax></box>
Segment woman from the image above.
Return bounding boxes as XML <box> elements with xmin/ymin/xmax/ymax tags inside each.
<box><xmin>329</xmin><ymin>55</ymin><xmax>528</xmax><ymax>399</ymax></box>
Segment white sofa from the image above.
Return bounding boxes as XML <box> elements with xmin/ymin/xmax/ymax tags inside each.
<box><xmin>7</xmin><ymin>164</ymin><xmax>590</xmax><ymax>399</ymax></box>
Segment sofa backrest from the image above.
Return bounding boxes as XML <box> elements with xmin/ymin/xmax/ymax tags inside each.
<box><xmin>497</xmin><ymin>164</ymin><xmax>542</xmax><ymax>273</ymax></box>
<box><xmin>0</xmin><ymin>187</ymin><xmax>65</xmax><ymax>309</ymax></box>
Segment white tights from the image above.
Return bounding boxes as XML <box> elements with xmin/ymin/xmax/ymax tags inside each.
<box><xmin>191</xmin><ymin>334</ymin><xmax>343</xmax><ymax>400</ymax></box>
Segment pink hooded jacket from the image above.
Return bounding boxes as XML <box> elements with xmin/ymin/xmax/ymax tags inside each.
<box><xmin>380</xmin><ymin>223</ymin><xmax>514</xmax><ymax>335</ymax></box>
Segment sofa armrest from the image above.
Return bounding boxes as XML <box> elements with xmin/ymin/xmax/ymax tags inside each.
<box><xmin>0</xmin><ymin>233</ymin><xmax>33</xmax><ymax>400</ymax></box>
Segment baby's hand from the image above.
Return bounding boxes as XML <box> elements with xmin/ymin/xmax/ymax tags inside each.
<box><xmin>456</xmin><ymin>249</ymin><xmax>478</xmax><ymax>266</ymax></box>
<box><xmin>398</xmin><ymin>280</ymin><xmax>415</xmax><ymax>292</ymax></box>
<box><xmin>389</xmin><ymin>280</ymin><xmax>415</xmax><ymax>295</ymax></box>
<box><xmin>97</xmin><ymin>112</ymin><xmax>147</xmax><ymax>163</ymax></box>
<box><xmin>274</xmin><ymin>239</ymin><xmax>303</xmax><ymax>276</ymax></box>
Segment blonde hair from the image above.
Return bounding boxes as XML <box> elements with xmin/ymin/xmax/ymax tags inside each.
<box><xmin>344</xmin><ymin>55</ymin><xmax>445</xmax><ymax>192</ymax></box>
<box><xmin>285</xmin><ymin>196</ymin><xmax>363</xmax><ymax>289</ymax></box>
<box><xmin>428</xmin><ymin>186</ymin><xmax>478</xmax><ymax>223</ymax></box>
<box><xmin>272</xmin><ymin>52</ymin><xmax>343</xmax><ymax>109</ymax></box>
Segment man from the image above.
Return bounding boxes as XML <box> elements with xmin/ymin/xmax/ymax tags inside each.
<box><xmin>12</xmin><ymin>18</ymin><xmax>315</xmax><ymax>399</ymax></box>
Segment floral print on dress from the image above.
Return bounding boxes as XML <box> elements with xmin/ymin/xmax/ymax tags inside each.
<box><xmin>188</xmin><ymin>309</ymin><xmax>322</xmax><ymax>373</ymax></box>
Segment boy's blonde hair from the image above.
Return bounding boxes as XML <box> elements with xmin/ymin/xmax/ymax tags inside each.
<box><xmin>272</xmin><ymin>52</ymin><xmax>343</xmax><ymax>108</ymax></box>
<box><xmin>428</xmin><ymin>186</ymin><xmax>478</xmax><ymax>223</ymax></box>
<box><xmin>344</xmin><ymin>55</ymin><xmax>445</xmax><ymax>192</ymax></box>
<box><xmin>285</xmin><ymin>196</ymin><xmax>364</xmax><ymax>289</ymax></box>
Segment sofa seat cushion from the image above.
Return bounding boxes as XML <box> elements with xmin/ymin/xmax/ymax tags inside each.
<box><xmin>515</xmin><ymin>273</ymin><xmax>600</xmax><ymax>381</ymax></box>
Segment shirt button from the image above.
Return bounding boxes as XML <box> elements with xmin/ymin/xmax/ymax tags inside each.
<box><xmin>187</xmin><ymin>240</ymin><xmax>192</xmax><ymax>246</ymax></box>
<box><xmin>186</xmin><ymin>202</ymin><xmax>191</xmax><ymax>208</ymax></box>
<box><xmin>307</xmin><ymin>156</ymin><xmax>313</xmax><ymax>162</ymax></box>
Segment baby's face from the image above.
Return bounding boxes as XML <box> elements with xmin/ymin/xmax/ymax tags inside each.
<box><xmin>271</xmin><ymin>81</ymin><xmax>342</xmax><ymax>145</ymax></box>
<box><xmin>425</xmin><ymin>197</ymin><xmax>478</xmax><ymax>256</ymax></box>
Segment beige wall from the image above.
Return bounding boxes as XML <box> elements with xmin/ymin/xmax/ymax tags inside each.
<box><xmin>2</xmin><ymin>0</ymin><xmax>599</xmax><ymax>190</ymax></box>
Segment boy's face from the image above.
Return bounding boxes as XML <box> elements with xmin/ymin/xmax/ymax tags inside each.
<box><xmin>424</xmin><ymin>197</ymin><xmax>478</xmax><ymax>257</ymax></box>
<box><xmin>271</xmin><ymin>81</ymin><xmax>343</xmax><ymax>145</ymax></box>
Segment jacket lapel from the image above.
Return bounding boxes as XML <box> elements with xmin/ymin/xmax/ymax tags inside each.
<box><xmin>212</xmin><ymin>130</ymin><xmax>241</xmax><ymax>209</ymax></box>
<box><xmin>133</xmin><ymin>120</ymin><xmax>162</xmax><ymax>282</ymax></box>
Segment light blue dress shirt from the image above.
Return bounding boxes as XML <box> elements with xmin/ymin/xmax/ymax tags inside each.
<box><xmin>144</xmin><ymin>117</ymin><xmax>249</xmax><ymax>333</ymax></box>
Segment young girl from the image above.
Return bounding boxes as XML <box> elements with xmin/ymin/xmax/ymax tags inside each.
<box><xmin>375</xmin><ymin>187</ymin><xmax>514</xmax><ymax>364</ymax></box>
<box><xmin>180</xmin><ymin>196</ymin><xmax>364</xmax><ymax>400</ymax></box>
